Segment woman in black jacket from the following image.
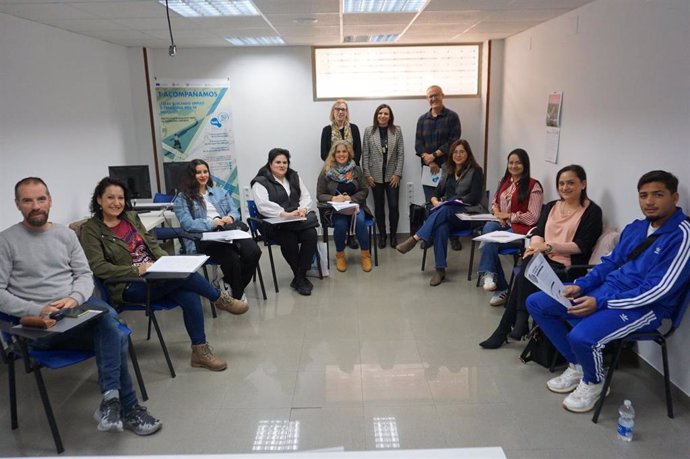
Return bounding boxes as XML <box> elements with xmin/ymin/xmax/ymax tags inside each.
<box><xmin>480</xmin><ymin>165</ymin><xmax>603</xmax><ymax>348</ymax></box>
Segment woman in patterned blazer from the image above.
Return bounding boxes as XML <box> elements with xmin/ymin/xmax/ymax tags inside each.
<box><xmin>362</xmin><ymin>104</ymin><xmax>405</xmax><ymax>249</ymax></box>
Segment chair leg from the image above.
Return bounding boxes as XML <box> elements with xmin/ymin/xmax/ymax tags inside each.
<box><xmin>267</xmin><ymin>246</ymin><xmax>279</xmax><ymax>293</ymax></box>
<box><xmin>660</xmin><ymin>339</ymin><xmax>674</xmax><ymax>418</ymax></box>
<box><xmin>421</xmin><ymin>247</ymin><xmax>427</xmax><ymax>271</ymax></box>
<box><xmin>323</xmin><ymin>225</ymin><xmax>331</xmax><ymax>270</ymax></box>
<box><xmin>468</xmin><ymin>240</ymin><xmax>477</xmax><ymax>281</ymax></box>
<box><xmin>146</xmin><ymin>314</ymin><xmax>153</xmax><ymax>341</ymax></box>
<box><xmin>127</xmin><ymin>336</ymin><xmax>148</xmax><ymax>402</ymax></box>
<box><xmin>33</xmin><ymin>364</ymin><xmax>64</xmax><ymax>454</ymax></box>
<box><xmin>256</xmin><ymin>265</ymin><xmax>267</xmax><ymax>300</ymax></box>
<box><xmin>592</xmin><ymin>340</ymin><xmax>624</xmax><ymax>423</ymax></box>
<box><xmin>9</xmin><ymin>355</ymin><xmax>18</xmax><ymax>429</ymax></box>
<box><xmin>148</xmin><ymin>312</ymin><xmax>176</xmax><ymax>378</ymax></box>
<box><xmin>372</xmin><ymin>223</ymin><xmax>378</xmax><ymax>267</ymax></box>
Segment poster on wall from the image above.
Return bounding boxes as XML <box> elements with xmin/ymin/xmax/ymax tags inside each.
<box><xmin>544</xmin><ymin>91</ymin><xmax>563</xmax><ymax>164</ymax></box>
<box><xmin>155</xmin><ymin>79</ymin><xmax>239</xmax><ymax>209</ymax></box>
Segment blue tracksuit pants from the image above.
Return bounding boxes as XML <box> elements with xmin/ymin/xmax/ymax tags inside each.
<box><xmin>526</xmin><ymin>285</ymin><xmax>661</xmax><ymax>384</ymax></box>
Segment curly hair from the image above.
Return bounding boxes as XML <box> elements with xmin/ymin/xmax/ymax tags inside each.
<box><xmin>89</xmin><ymin>176</ymin><xmax>132</xmax><ymax>220</ymax></box>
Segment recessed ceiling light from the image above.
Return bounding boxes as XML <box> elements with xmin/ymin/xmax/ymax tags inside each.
<box><xmin>343</xmin><ymin>0</ymin><xmax>425</xmax><ymax>14</ymax></box>
<box><xmin>344</xmin><ymin>34</ymin><xmax>398</xmax><ymax>43</ymax></box>
<box><xmin>160</xmin><ymin>0</ymin><xmax>259</xmax><ymax>18</ymax></box>
<box><xmin>370</xmin><ymin>34</ymin><xmax>398</xmax><ymax>42</ymax></box>
<box><xmin>225</xmin><ymin>36</ymin><xmax>285</xmax><ymax>46</ymax></box>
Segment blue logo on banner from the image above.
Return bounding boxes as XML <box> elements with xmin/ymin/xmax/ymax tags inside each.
<box><xmin>210</xmin><ymin>117</ymin><xmax>222</xmax><ymax>128</ymax></box>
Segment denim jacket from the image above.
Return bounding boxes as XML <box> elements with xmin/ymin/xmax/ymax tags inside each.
<box><xmin>173</xmin><ymin>187</ymin><xmax>241</xmax><ymax>254</ymax></box>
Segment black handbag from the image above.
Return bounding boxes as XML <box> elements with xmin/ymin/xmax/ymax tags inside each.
<box><xmin>520</xmin><ymin>326</ymin><xmax>565</xmax><ymax>369</ymax></box>
<box><xmin>409</xmin><ymin>203</ymin><xmax>429</xmax><ymax>236</ymax></box>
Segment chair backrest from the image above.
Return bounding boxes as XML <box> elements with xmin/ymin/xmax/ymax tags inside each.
<box><xmin>668</xmin><ymin>284</ymin><xmax>690</xmax><ymax>337</ymax></box>
<box><xmin>153</xmin><ymin>193</ymin><xmax>175</xmax><ymax>203</ymax></box>
<box><xmin>588</xmin><ymin>228</ymin><xmax>620</xmax><ymax>265</ymax></box>
<box><xmin>247</xmin><ymin>200</ymin><xmax>259</xmax><ymax>218</ymax></box>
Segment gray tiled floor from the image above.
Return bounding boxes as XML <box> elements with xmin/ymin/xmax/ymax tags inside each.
<box><xmin>2</xmin><ymin>243</ymin><xmax>689</xmax><ymax>457</ymax></box>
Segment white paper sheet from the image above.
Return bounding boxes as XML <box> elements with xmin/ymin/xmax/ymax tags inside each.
<box><xmin>473</xmin><ymin>231</ymin><xmax>526</xmax><ymax>243</ymax></box>
<box><xmin>145</xmin><ymin>255</ymin><xmax>209</xmax><ymax>273</ymax></box>
<box><xmin>457</xmin><ymin>213</ymin><xmax>499</xmax><ymax>222</ymax></box>
<box><xmin>328</xmin><ymin>201</ymin><xmax>359</xmax><ymax>214</ymax></box>
<box><xmin>263</xmin><ymin>215</ymin><xmax>307</xmax><ymax>225</ymax></box>
<box><xmin>524</xmin><ymin>252</ymin><xmax>571</xmax><ymax>309</ymax></box>
<box><xmin>201</xmin><ymin>230</ymin><xmax>253</xmax><ymax>242</ymax></box>
<box><xmin>421</xmin><ymin>165</ymin><xmax>442</xmax><ymax>187</ymax></box>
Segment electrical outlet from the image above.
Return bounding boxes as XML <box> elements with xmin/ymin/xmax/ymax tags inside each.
<box><xmin>406</xmin><ymin>182</ymin><xmax>414</xmax><ymax>202</ymax></box>
<box><xmin>242</xmin><ymin>186</ymin><xmax>250</xmax><ymax>199</ymax></box>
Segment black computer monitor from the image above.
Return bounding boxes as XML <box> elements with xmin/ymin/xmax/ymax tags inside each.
<box><xmin>163</xmin><ymin>161</ymin><xmax>191</xmax><ymax>195</ymax></box>
<box><xmin>108</xmin><ymin>165</ymin><xmax>152</xmax><ymax>199</ymax></box>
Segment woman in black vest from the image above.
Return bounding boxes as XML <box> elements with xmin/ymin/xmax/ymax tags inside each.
<box><xmin>251</xmin><ymin>148</ymin><xmax>319</xmax><ymax>296</ymax></box>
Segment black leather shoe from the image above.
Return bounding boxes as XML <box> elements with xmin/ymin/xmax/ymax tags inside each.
<box><xmin>291</xmin><ymin>277</ymin><xmax>311</xmax><ymax>296</ymax></box>
<box><xmin>389</xmin><ymin>234</ymin><xmax>397</xmax><ymax>248</ymax></box>
<box><xmin>450</xmin><ymin>237</ymin><xmax>463</xmax><ymax>251</ymax></box>
<box><xmin>378</xmin><ymin>235</ymin><xmax>387</xmax><ymax>249</ymax></box>
<box><xmin>347</xmin><ymin>235</ymin><xmax>359</xmax><ymax>250</ymax></box>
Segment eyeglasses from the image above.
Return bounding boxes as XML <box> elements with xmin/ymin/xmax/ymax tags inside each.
<box><xmin>334</xmin><ymin>107</ymin><xmax>348</xmax><ymax>112</ymax></box>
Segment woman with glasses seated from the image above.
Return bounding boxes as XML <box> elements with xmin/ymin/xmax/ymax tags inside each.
<box><xmin>251</xmin><ymin>148</ymin><xmax>319</xmax><ymax>296</ymax></box>
<box><xmin>173</xmin><ymin>158</ymin><xmax>261</xmax><ymax>307</ymax></box>
<box><xmin>317</xmin><ymin>140</ymin><xmax>373</xmax><ymax>273</ymax></box>
<box><xmin>478</xmin><ymin>149</ymin><xmax>543</xmax><ymax>307</ymax></box>
<box><xmin>396</xmin><ymin>139</ymin><xmax>486</xmax><ymax>287</ymax></box>
<box><xmin>81</xmin><ymin>177</ymin><xmax>246</xmax><ymax>372</ymax></box>
<box><xmin>479</xmin><ymin>165</ymin><xmax>602</xmax><ymax>348</ymax></box>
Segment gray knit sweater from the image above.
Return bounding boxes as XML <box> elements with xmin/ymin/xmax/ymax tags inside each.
<box><xmin>0</xmin><ymin>223</ymin><xmax>93</xmax><ymax>317</ymax></box>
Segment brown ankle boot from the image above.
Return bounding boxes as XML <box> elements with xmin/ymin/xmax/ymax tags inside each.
<box><xmin>212</xmin><ymin>291</ymin><xmax>248</xmax><ymax>315</ymax></box>
<box><xmin>396</xmin><ymin>236</ymin><xmax>418</xmax><ymax>254</ymax></box>
<box><xmin>191</xmin><ymin>343</ymin><xmax>227</xmax><ymax>371</ymax></box>
<box><xmin>360</xmin><ymin>250</ymin><xmax>372</xmax><ymax>272</ymax></box>
<box><xmin>335</xmin><ymin>251</ymin><xmax>347</xmax><ymax>272</ymax></box>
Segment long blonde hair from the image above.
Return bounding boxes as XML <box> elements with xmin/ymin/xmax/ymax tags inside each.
<box><xmin>324</xmin><ymin>140</ymin><xmax>354</xmax><ymax>171</ymax></box>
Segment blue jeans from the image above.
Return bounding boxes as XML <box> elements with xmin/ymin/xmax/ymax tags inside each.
<box><xmin>123</xmin><ymin>272</ymin><xmax>219</xmax><ymax>346</ymax></box>
<box><xmin>527</xmin><ymin>287</ymin><xmax>661</xmax><ymax>384</ymax></box>
<box><xmin>31</xmin><ymin>296</ymin><xmax>138</xmax><ymax>410</ymax></box>
<box><xmin>333</xmin><ymin>211</ymin><xmax>370</xmax><ymax>252</ymax></box>
<box><xmin>416</xmin><ymin>205</ymin><xmax>470</xmax><ymax>269</ymax></box>
<box><xmin>477</xmin><ymin>221</ymin><xmax>522</xmax><ymax>291</ymax></box>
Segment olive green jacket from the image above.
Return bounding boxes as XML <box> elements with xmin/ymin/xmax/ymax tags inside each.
<box><xmin>80</xmin><ymin>211</ymin><xmax>167</xmax><ymax>304</ymax></box>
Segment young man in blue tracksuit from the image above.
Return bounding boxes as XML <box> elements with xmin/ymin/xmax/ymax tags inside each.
<box><xmin>527</xmin><ymin>170</ymin><xmax>690</xmax><ymax>413</ymax></box>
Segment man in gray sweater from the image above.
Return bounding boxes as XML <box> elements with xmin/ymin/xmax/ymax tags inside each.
<box><xmin>0</xmin><ymin>177</ymin><xmax>161</xmax><ymax>436</ymax></box>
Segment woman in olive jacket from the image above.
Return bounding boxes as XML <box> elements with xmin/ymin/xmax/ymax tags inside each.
<box><xmin>80</xmin><ymin>177</ymin><xmax>243</xmax><ymax>372</ymax></box>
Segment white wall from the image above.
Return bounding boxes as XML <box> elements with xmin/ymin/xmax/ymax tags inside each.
<box><xmin>496</xmin><ymin>0</ymin><xmax>690</xmax><ymax>393</ymax></box>
<box><xmin>0</xmin><ymin>13</ymin><xmax>150</xmax><ymax>228</ymax></box>
<box><xmin>143</xmin><ymin>46</ymin><xmax>485</xmax><ymax>227</ymax></box>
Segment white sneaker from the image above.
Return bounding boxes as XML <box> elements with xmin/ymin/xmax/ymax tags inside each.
<box><xmin>562</xmin><ymin>380</ymin><xmax>606</xmax><ymax>413</ymax></box>
<box><xmin>546</xmin><ymin>364</ymin><xmax>583</xmax><ymax>393</ymax></box>
<box><xmin>482</xmin><ymin>273</ymin><xmax>497</xmax><ymax>291</ymax></box>
<box><xmin>489</xmin><ymin>290</ymin><xmax>508</xmax><ymax>306</ymax></box>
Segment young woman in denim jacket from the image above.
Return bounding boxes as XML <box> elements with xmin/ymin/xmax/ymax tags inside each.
<box><xmin>174</xmin><ymin>159</ymin><xmax>261</xmax><ymax>306</ymax></box>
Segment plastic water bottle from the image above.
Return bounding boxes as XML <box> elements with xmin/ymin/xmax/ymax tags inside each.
<box><xmin>617</xmin><ymin>400</ymin><xmax>635</xmax><ymax>442</ymax></box>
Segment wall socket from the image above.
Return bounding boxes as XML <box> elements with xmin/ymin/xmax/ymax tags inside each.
<box><xmin>406</xmin><ymin>182</ymin><xmax>414</xmax><ymax>203</ymax></box>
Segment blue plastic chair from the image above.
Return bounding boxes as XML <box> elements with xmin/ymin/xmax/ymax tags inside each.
<box><xmin>246</xmin><ymin>200</ymin><xmax>283</xmax><ymax>293</ymax></box>
<box><xmin>94</xmin><ymin>277</ymin><xmax>177</xmax><ymax>378</ymax></box>
<box><xmin>317</xmin><ymin>206</ymin><xmax>379</xmax><ymax>269</ymax></box>
<box><xmin>153</xmin><ymin>192</ymin><xmax>175</xmax><ymax>203</ymax></box>
<box><xmin>0</xmin><ymin>312</ymin><xmax>146</xmax><ymax>454</ymax></box>
<box><xmin>592</xmin><ymin>284</ymin><xmax>690</xmax><ymax>423</ymax></box>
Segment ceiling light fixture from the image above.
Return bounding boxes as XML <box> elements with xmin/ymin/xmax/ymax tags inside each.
<box><xmin>293</xmin><ymin>17</ymin><xmax>319</xmax><ymax>25</ymax></box>
<box><xmin>343</xmin><ymin>0</ymin><xmax>425</xmax><ymax>14</ymax></box>
<box><xmin>164</xmin><ymin>0</ymin><xmax>177</xmax><ymax>56</ymax></box>
<box><xmin>160</xmin><ymin>0</ymin><xmax>259</xmax><ymax>18</ymax></box>
<box><xmin>224</xmin><ymin>36</ymin><xmax>285</xmax><ymax>46</ymax></box>
<box><xmin>370</xmin><ymin>34</ymin><xmax>398</xmax><ymax>42</ymax></box>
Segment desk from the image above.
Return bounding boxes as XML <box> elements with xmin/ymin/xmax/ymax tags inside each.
<box><xmin>138</xmin><ymin>212</ymin><xmax>165</xmax><ymax>231</ymax></box>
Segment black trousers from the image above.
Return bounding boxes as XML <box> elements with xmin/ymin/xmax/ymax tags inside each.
<box><xmin>198</xmin><ymin>239</ymin><xmax>262</xmax><ymax>299</ymax></box>
<box><xmin>272</xmin><ymin>227</ymin><xmax>318</xmax><ymax>275</ymax></box>
<box><xmin>371</xmin><ymin>182</ymin><xmax>400</xmax><ymax>236</ymax></box>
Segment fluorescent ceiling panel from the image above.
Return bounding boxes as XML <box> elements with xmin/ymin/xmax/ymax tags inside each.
<box><xmin>160</xmin><ymin>0</ymin><xmax>259</xmax><ymax>17</ymax></box>
<box><xmin>344</xmin><ymin>0</ymin><xmax>425</xmax><ymax>14</ymax></box>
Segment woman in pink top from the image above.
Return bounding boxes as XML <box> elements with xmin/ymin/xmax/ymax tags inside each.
<box><xmin>480</xmin><ymin>165</ymin><xmax>603</xmax><ymax>348</ymax></box>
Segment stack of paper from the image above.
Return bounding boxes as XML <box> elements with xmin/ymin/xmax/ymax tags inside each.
<box><xmin>201</xmin><ymin>230</ymin><xmax>252</xmax><ymax>242</ymax></box>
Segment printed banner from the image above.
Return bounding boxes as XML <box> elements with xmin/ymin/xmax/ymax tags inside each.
<box><xmin>155</xmin><ymin>79</ymin><xmax>239</xmax><ymax>209</ymax></box>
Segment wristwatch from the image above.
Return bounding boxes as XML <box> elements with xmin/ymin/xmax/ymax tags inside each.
<box><xmin>545</xmin><ymin>243</ymin><xmax>553</xmax><ymax>254</ymax></box>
